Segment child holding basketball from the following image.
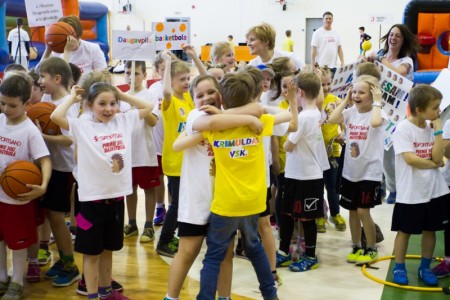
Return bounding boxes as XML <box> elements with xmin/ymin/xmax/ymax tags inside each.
<box><xmin>51</xmin><ymin>82</ymin><xmax>153</xmax><ymax>300</ymax></box>
<box><xmin>0</xmin><ymin>73</ymin><xmax>52</xmax><ymax>299</ymax></box>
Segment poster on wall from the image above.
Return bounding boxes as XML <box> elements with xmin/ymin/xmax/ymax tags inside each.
<box><xmin>114</xmin><ymin>0</ymin><xmax>135</xmax><ymax>15</ymax></box>
<box><xmin>112</xmin><ymin>30</ymin><xmax>155</xmax><ymax>60</ymax></box>
<box><xmin>152</xmin><ymin>22</ymin><xmax>190</xmax><ymax>51</ymax></box>
<box><xmin>24</xmin><ymin>0</ymin><xmax>63</xmax><ymax>27</ymax></box>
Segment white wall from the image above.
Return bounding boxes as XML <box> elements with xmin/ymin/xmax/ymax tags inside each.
<box><xmin>84</xmin><ymin>0</ymin><xmax>411</xmax><ymax>63</ymax></box>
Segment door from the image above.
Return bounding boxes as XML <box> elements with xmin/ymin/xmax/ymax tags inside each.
<box><xmin>305</xmin><ymin>18</ymin><xmax>323</xmax><ymax>64</ymax></box>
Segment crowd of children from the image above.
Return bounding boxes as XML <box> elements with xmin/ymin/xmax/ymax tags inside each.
<box><xmin>1</xmin><ymin>14</ymin><xmax>450</xmax><ymax>300</ymax></box>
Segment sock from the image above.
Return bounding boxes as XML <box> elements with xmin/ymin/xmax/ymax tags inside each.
<box><xmin>279</xmin><ymin>214</ymin><xmax>294</xmax><ymax>254</ymax></box>
<box><xmin>419</xmin><ymin>257</ymin><xmax>432</xmax><ymax>270</ymax></box>
<box><xmin>88</xmin><ymin>294</ymin><xmax>99</xmax><ymax>300</ymax></box>
<box><xmin>28</xmin><ymin>258</ymin><xmax>38</xmax><ymax>264</ymax></box>
<box><xmin>394</xmin><ymin>262</ymin><xmax>406</xmax><ymax>271</ymax></box>
<box><xmin>353</xmin><ymin>244</ymin><xmax>362</xmax><ymax>249</ymax></box>
<box><xmin>12</xmin><ymin>249</ymin><xmax>27</xmax><ymax>285</ymax></box>
<box><xmin>164</xmin><ymin>294</ymin><xmax>179</xmax><ymax>300</ymax></box>
<box><xmin>218</xmin><ymin>297</ymin><xmax>231</xmax><ymax>300</ymax></box>
<box><xmin>156</xmin><ymin>202</ymin><xmax>163</xmax><ymax>209</ymax></box>
<box><xmin>99</xmin><ymin>286</ymin><xmax>112</xmax><ymax>298</ymax></box>
<box><xmin>61</xmin><ymin>254</ymin><xmax>75</xmax><ymax>268</ymax></box>
<box><xmin>58</xmin><ymin>250</ymin><xmax>64</xmax><ymax>260</ymax></box>
<box><xmin>144</xmin><ymin>221</ymin><xmax>153</xmax><ymax>229</ymax></box>
<box><xmin>39</xmin><ymin>241</ymin><xmax>49</xmax><ymax>251</ymax></box>
<box><xmin>301</xmin><ymin>220</ymin><xmax>317</xmax><ymax>258</ymax></box>
<box><xmin>128</xmin><ymin>219</ymin><xmax>137</xmax><ymax>227</ymax></box>
<box><xmin>367</xmin><ymin>246</ymin><xmax>377</xmax><ymax>252</ymax></box>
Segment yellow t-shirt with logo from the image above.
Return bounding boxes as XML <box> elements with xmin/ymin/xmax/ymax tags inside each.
<box><xmin>162</xmin><ymin>93</ymin><xmax>194</xmax><ymax>176</ymax></box>
<box><xmin>277</xmin><ymin>100</ymin><xmax>289</xmax><ymax>173</ymax></box>
<box><xmin>203</xmin><ymin>114</ymin><xmax>274</xmax><ymax>217</ymax></box>
<box><xmin>321</xmin><ymin>93</ymin><xmax>342</xmax><ymax>157</ymax></box>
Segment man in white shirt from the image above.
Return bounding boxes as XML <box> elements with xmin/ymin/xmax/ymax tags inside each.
<box><xmin>7</xmin><ymin>18</ymin><xmax>30</xmax><ymax>70</ymax></box>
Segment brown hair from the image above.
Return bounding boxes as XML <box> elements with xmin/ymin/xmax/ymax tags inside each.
<box><xmin>355</xmin><ymin>62</ymin><xmax>381</xmax><ymax>80</ymax></box>
<box><xmin>59</xmin><ymin>15</ymin><xmax>83</xmax><ymax>39</ymax></box>
<box><xmin>0</xmin><ymin>72</ymin><xmax>33</xmax><ymax>103</ymax></box>
<box><xmin>238</xmin><ymin>65</ymin><xmax>263</xmax><ymax>99</ymax></box>
<box><xmin>296</xmin><ymin>71</ymin><xmax>321</xmax><ymax>99</ymax></box>
<box><xmin>220</xmin><ymin>72</ymin><xmax>255</xmax><ymax>109</ymax></box>
<box><xmin>37</xmin><ymin>57</ymin><xmax>72</xmax><ymax>89</ymax></box>
<box><xmin>409</xmin><ymin>84</ymin><xmax>442</xmax><ymax>117</ymax></box>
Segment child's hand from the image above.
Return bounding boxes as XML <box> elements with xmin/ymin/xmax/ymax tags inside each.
<box><xmin>431</xmin><ymin>118</ymin><xmax>442</xmax><ymax>130</ymax></box>
<box><xmin>285</xmin><ymin>81</ymin><xmax>298</xmax><ymax>100</ymax></box>
<box><xmin>182</xmin><ymin>45</ymin><xmax>197</xmax><ymax>58</ymax></box>
<box><xmin>16</xmin><ymin>184</ymin><xmax>46</xmax><ymax>202</ymax></box>
<box><xmin>371</xmin><ymin>87</ymin><xmax>383</xmax><ymax>103</ymax></box>
<box><xmin>248</xmin><ymin>117</ymin><xmax>263</xmax><ymax>135</ymax></box>
<box><xmin>345</xmin><ymin>87</ymin><xmax>354</xmax><ymax>106</ymax></box>
<box><xmin>313</xmin><ymin>66</ymin><xmax>323</xmax><ymax>78</ymax></box>
<box><xmin>434</xmin><ymin>160</ymin><xmax>445</xmax><ymax>168</ymax></box>
<box><xmin>64</xmin><ymin>36</ymin><xmax>78</xmax><ymax>52</ymax></box>
<box><xmin>200</xmin><ymin>105</ymin><xmax>222</xmax><ymax>115</ymax></box>
<box><xmin>161</xmin><ymin>50</ymin><xmax>172</xmax><ymax>62</ymax></box>
<box><xmin>70</xmin><ymin>85</ymin><xmax>84</xmax><ymax>103</ymax></box>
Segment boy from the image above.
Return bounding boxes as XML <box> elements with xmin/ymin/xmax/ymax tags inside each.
<box><xmin>277</xmin><ymin>71</ymin><xmax>330</xmax><ymax>272</ymax></box>
<box><xmin>37</xmin><ymin>57</ymin><xmax>81</xmax><ymax>286</ymax></box>
<box><xmin>0</xmin><ymin>73</ymin><xmax>51</xmax><ymax>298</ymax></box>
<box><xmin>123</xmin><ymin>60</ymin><xmax>160</xmax><ymax>243</ymax></box>
<box><xmin>391</xmin><ymin>85</ymin><xmax>449</xmax><ymax>286</ymax></box>
<box><xmin>197</xmin><ymin>72</ymin><xmax>290</xmax><ymax>300</ymax></box>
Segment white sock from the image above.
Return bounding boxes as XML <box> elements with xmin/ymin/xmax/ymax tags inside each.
<box><xmin>156</xmin><ymin>202</ymin><xmax>164</xmax><ymax>209</ymax></box>
<box><xmin>165</xmin><ymin>294</ymin><xmax>179</xmax><ymax>300</ymax></box>
<box><xmin>12</xmin><ymin>248</ymin><xmax>27</xmax><ymax>285</ymax></box>
<box><xmin>0</xmin><ymin>242</ymin><xmax>8</xmax><ymax>282</ymax></box>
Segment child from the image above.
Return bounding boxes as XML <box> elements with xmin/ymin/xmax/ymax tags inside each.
<box><xmin>391</xmin><ymin>85</ymin><xmax>449</xmax><ymax>286</ymax></box>
<box><xmin>197</xmin><ymin>72</ymin><xmax>290</xmax><ymax>300</ymax></box>
<box><xmin>51</xmin><ymin>82</ymin><xmax>153</xmax><ymax>300</ymax></box>
<box><xmin>37</xmin><ymin>56</ymin><xmax>81</xmax><ymax>286</ymax></box>
<box><xmin>210</xmin><ymin>41</ymin><xmax>236</xmax><ymax>73</ymax></box>
<box><xmin>27</xmin><ymin>68</ymin><xmax>44</xmax><ymax>105</ymax></box>
<box><xmin>0</xmin><ymin>73</ymin><xmax>51</xmax><ymax>299</ymax></box>
<box><xmin>122</xmin><ymin>60</ymin><xmax>159</xmax><ymax>243</ymax></box>
<box><xmin>328</xmin><ymin>75</ymin><xmax>387</xmax><ymax>265</ymax></box>
<box><xmin>276</xmin><ymin>70</ymin><xmax>330</xmax><ymax>272</ymax></box>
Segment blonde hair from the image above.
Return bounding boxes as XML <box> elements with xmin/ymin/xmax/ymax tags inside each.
<box><xmin>355</xmin><ymin>62</ymin><xmax>381</xmax><ymax>80</ymax></box>
<box><xmin>79</xmin><ymin>70</ymin><xmax>112</xmax><ymax>99</ymax></box>
<box><xmin>296</xmin><ymin>71</ymin><xmax>321</xmax><ymax>99</ymax></box>
<box><xmin>210</xmin><ymin>42</ymin><xmax>233</xmax><ymax>63</ymax></box>
<box><xmin>246</xmin><ymin>23</ymin><xmax>276</xmax><ymax>51</ymax></box>
<box><xmin>353</xmin><ymin>75</ymin><xmax>381</xmax><ymax>97</ymax></box>
<box><xmin>171</xmin><ymin>60</ymin><xmax>190</xmax><ymax>78</ymax></box>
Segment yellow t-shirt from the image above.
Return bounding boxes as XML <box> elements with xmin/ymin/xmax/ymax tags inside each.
<box><xmin>321</xmin><ymin>93</ymin><xmax>341</xmax><ymax>157</ymax></box>
<box><xmin>204</xmin><ymin>114</ymin><xmax>274</xmax><ymax>217</ymax></box>
<box><xmin>277</xmin><ymin>100</ymin><xmax>289</xmax><ymax>173</ymax></box>
<box><xmin>282</xmin><ymin>37</ymin><xmax>294</xmax><ymax>52</ymax></box>
<box><xmin>162</xmin><ymin>93</ymin><xmax>194</xmax><ymax>176</ymax></box>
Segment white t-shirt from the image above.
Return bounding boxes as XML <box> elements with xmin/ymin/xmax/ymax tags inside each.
<box><xmin>393</xmin><ymin>119</ymin><xmax>449</xmax><ymax>204</ymax></box>
<box><xmin>178</xmin><ymin>109</ymin><xmax>214</xmax><ymax>225</ymax></box>
<box><xmin>248</xmin><ymin>49</ymin><xmax>304</xmax><ymax>70</ymax></box>
<box><xmin>285</xmin><ymin>108</ymin><xmax>330</xmax><ymax>180</ymax></box>
<box><xmin>7</xmin><ymin>27</ymin><xmax>29</xmax><ymax>68</ymax></box>
<box><xmin>0</xmin><ymin>115</ymin><xmax>49</xmax><ymax>205</ymax></box>
<box><xmin>392</xmin><ymin>57</ymin><xmax>414</xmax><ymax>81</ymax></box>
<box><xmin>311</xmin><ymin>27</ymin><xmax>342</xmax><ymax>68</ymax></box>
<box><xmin>148</xmin><ymin>81</ymin><xmax>164</xmax><ymax>155</ymax></box>
<box><xmin>127</xmin><ymin>89</ymin><xmax>158</xmax><ymax>167</ymax></box>
<box><xmin>260</xmin><ymin>90</ymin><xmax>284</xmax><ymax>107</ymax></box>
<box><xmin>53</xmin><ymin>40</ymin><xmax>107</xmax><ymax>74</ymax></box>
<box><xmin>68</xmin><ymin>110</ymin><xmax>140</xmax><ymax>201</ymax></box>
<box><xmin>342</xmin><ymin>106</ymin><xmax>387</xmax><ymax>182</ymax></box>
<box><xmin>41</xmin><ymin>94</ymin><xmax>79</xmax><ymax>172</ymax></box>
<box><xmin>442</xmin><ymin>119</ymin><xmax>450</xmax><ymax>186</ymax></box>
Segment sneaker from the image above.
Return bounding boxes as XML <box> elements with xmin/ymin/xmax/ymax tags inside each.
<box><xmin>77</xmin><ymin>277</ymin><xmax>124</xmax><ymax>296</ymax></box>
<box><xmin>154</xmin><ymin>206</ymin><xmax>166</xmax><ymax>226</ymax></box>
<box><xmin>111</xmin><ymin>280</ymin><xmax>124</xmax><ymax>293</ymax></box>
<box><xmin>0</xmin><ymin>277</ymin><xmax>10</xmax><ymax>295</ymax></box>
<box><xmin>315</xmin><ymin>218</ymin><xmax>326</xmax><ymax>233</ymax></box>
<box><xmin>432</xmin><ymin>260</ymin><xmax>450</xmax><ymax>278</ymax></box>
<box><xmin>347</xmin><ymin>246</ymin><xmax>364</xmax><ymax>263</ymax></box>
<box><xmin>273</xmin><ymin>272</ymin><xmax>282</xmax><ymax>287</ymax></box>
<box><xmin>393</xmin><ymin>269</ymin><xmax>409</xmax><ymax>285</ymax></box>
<box><xmin>26</xmin><ymin>263</ymin><xmax>41</xmax><ymax>283</ymax></box>
<box><xmin>419</xmin><ymin>268</ymin><xmax>438</xmax><ymax>286</ymax></box>
<box><xmin>1</xmin><ymin>282</ymin><xmax>23</xmax><ymax>300</ymax></box>
<box><xmin>101</xmin><ymin>290</ymin><xmax>130</xmax><ymax>300</ymax></box>
<box><xmin>235</xmin><ymin>245</ymin><xmax>249</xmax><ymax>260</ymax></box>
<box><xmin>52</xmin><ymin>266</ymin><xmax>81</xmax><ymax>287</ymax></box>
<box><xmin>156</xmin><ymin>242</ymin><xmax>178</xmax><ymax>258</ymax></box>
<box><xmin>355</xmin><ymin>248</ymin><xmax>378</xmax><ymax>264</ymax></box>
<box><xmin>139</xmin><ymin>227</ymin><xmax>155</xmax><ymax>243</ymax></box>
<box><xmin>171</xmin><ymin>236</ymin><xmax>179</xmax><ymax>247</ymax></box>
<box><xmin>329</xmin><ymin>214</ymin><xmax>346</xmax><ymax>231</ymax></box>
<box><xmin>45</xmin><ymin>259</ymin><xmax>64</xmax><ymax>279</ymax></box>
<box><xmin>123</xmin><ymin>224</ymin><xmax>138</xmax><ymax>238</ymax></box>
<box><xmin>288</xmin><ymin>254</ymin><xmax>319</xmax><ymax>272</ymax></box>
<box><xmin>37</xmin><ymin>249</ymin><xmax>52</xmax><ymax>266</ymax></box>
<box><xmin>276</xmin><ymin>250</ymin><xmax>292</xmax><ymax>267</ymax></box>
<box><xmin>386</xmin><ymin>192</ymin><xmax>396</xmax><ymax>204</ymax></box>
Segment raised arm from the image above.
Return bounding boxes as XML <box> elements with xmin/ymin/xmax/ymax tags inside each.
<box><xmin>284</xmin><ymin>81</ymin><xmax>298</xmax><ymax>132</ymax></box>
<box><xmin>117</xmin><ymin>89</ymin><xmax>153</xmax><ymax>120</ymax></box>
<box><xmin>51</xmin><ymin>86</ymin><xmax>83</xmax><ymax>130</ymax></box>
<box><xmin>183</xmin><ymin>45</ymin><xmax>207</xmax><ymax>76</ymax></box>
<box><xmin>162</xmin><ymin>51</ymin><xmax>173</xmax><ymax>108</ymax></box>
<box><xmin>370</xmin><ymin>87</ymin><xmax>383</xmax><ymax>128</ymax></box>
<box><xmin>328</xmin><ymin>87</ymin><xmax>352</xmax><ymax>124</ymax></box>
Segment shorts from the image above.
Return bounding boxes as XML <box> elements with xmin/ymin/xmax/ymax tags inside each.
<box><xmin>74</xmin><ymin>198</ymin><xmax>125</xmax><ymax>255</ymax></box>
<box><xmin>73</xmin><ymin>181</ymin><xmax>80</xmax><ymax>216</ymax></box>
<box><xmin>178</xmin><ymin>222</ymin><xmax>208</xmax><ymax>237</ymax></box>
<box><xmin>132</xmin><ymin>166</ymin><xmax>160</xmax><ymax>189</ymax></box>
<box><xmin>41</xmin><ymin>170</ymin><xmax>74</xmax><ymax>212</ymax></box>
<box><xmin>339</xmin><ymin>178</ymin><xmax>382</xmax><ymax>210</ymax></box>
<box><xmin>282</xmin><ymin>178</ymin><xmax>324</xmax><ymax>219</ymax></box>
<box><xmin>391</xmin><ymin>194</ymin><xmax>449</xmax><ymax>234</ymax></box>
<box><xmin>34</xmin><ymin>199</ymin><xmax>45</xmax><ymax>226</ymax></box>
<box><xmin>259</xmin><ymin>187</ymin><xmax>271</xmax><ymax>217</ymax></box>
<box><xmin>156</xmin><ymin>155</ymin><xmax>163</xmax><ymax>176</ymax></box>
<box><xmin>0</xmin><ymin>201</ymin><xmax>38</xmax><ymax>250</ymax></box>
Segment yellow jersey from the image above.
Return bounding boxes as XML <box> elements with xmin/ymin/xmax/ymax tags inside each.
<box><xmin>321</xmin><ymin>93</ymin><xmax>342</xmax><ymax>157</ymax></box>
<box><xmin>277</xmin><ymin>100</ymin><xmax>290</xmax><ymax>173</ymax></box>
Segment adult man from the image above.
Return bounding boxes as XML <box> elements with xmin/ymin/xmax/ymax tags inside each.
<box><xmin>7</xmin><ymin>18</ymin><xmax>30</xmax><ymax>70</ymax></box>
<box><xmin>311</xmin><ymin>12</ymin><xmax>344</xmax><ymax>72</ymax></box>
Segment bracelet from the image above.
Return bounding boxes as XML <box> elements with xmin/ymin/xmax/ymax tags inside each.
<box><xmin>434</xmin><ymin>130</ymin><xmax>443</xmax><ymax>136</ymax></box>
<box><xmin>372</xmin><ymin>102</ymin><xmax>382</xmax><ymax>107</ymax></box>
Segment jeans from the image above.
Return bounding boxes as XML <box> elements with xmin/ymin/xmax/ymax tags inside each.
<box><xmin>159</xmin><ymin>176</ymin><xmax>179</xmax><ymax>245</ymax></box>
<box><xmin>197</xmin><ymin>213</ymin><xmax>277</xmax><ymax>300</ymax></box>
<box><xmin>324</xmin><ymin>163</ymin><xmax>340</xmax><ymax>217</ymax></box>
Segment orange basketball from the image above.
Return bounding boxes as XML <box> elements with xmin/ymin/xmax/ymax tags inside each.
<box><xmin>0</xmin><ymin>160</ymin><xmax>42</xmax><ymax>199</ymax></box>
<box><xmin>44</xmin><ymin>22</ymin><xmax>76</xmax><ymax>53</ymax></box>
<box><xmin>26</xmin><ymin>102</ymin><xmax>60</xmax><ymax>135</ymax></box>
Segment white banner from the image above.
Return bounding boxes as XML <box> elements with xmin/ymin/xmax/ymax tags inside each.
<box><xmin>112</xmin><ymin>30</ymin><xmax>155</xmax><ymax>61</ymax></box>
<box><xmin>24</xmin><ymin>0</ymin><xmax>63</xmax><ymax>27</ymax></box>
<box><xmin>431</xmin><ymin>68</ymin><xmax>450</xmax><ymax>111</ymax></box>
<box><xmin>330</xmin><ymin>61</ymin><xmax>360</xmax><ymax>98</ymax></box>
<box><xmin>152</xmin><ymin>22</ymin><xmax>190</xmax><ymax>51</ymax></box>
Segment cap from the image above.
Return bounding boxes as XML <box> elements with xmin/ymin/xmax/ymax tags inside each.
<box><xmin>256</xmin><ymin>64</ymin><xmax>275</xmax><ymax>77</ymax></box>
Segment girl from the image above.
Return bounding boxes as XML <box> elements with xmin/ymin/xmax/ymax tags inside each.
<box><xmin>328</xmin><ymin>75</ymin><xmax>387</xmax><ymax>265</ymax></box>
<box><xmin>210</xmin><ymin>41</ymin><xmax>236</xmax><ymax>73</ymax></box>
<box><xmin>51</xmin><ymin>82</ymin><xmax>153</xmax><ymax>300</ymax></box>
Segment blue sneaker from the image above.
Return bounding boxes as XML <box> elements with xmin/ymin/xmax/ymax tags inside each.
<box><xmin>386</xmin><ymin>192</ymin><xmax>396</xmax><ymax>204</ymax></box>
<box><xmin>45</xmin><ymin>260</ymin><xmax>64</xmax><ymax>279</ymax></box>
<box><xmin>276</xmin><ymin>250</ymin><xmax>292</xmax><ymax>267</ymax></box>
<box><xmin>419</xmin><ymin>268</ymin><xmax>438</xmax><ymax>286</ymax></box>
<box><xmin>289</xmin><ymin>254</ymin><xmax>319</xmax><ymax>272</ymax></box>
<box><xmin>52</xmin><ymin>266</ymin><xmax>81</xmax><ymax>287</ymax></box>
<box><xmin>393</xmin><ymin>269</ymin><xmax>408</xmax><ymax>285</ymax></box>
<box><xmin>154</xmin><ymin>206</ymin><xmax>166</xmax><ymax>226</ymax></box>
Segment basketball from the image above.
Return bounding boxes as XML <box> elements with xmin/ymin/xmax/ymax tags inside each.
<box><xmin>26</xmin><ymin>102</ymin><xmax>61</xmax><ymax>135</ymax></box>
<box><xmin>0</xmin><ymin>160</ymin><xmax>42</xmax><ymax>199</ymax></box>
<box><xmin>44</xmin><ymin>21</ymin><xmax>76</xmax><ymax>53</ymax></box>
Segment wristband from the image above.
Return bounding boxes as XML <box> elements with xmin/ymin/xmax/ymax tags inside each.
<box><xmin>434</xmin><ymin>130</ymin><xmax>443</xmax><ymax>136</ymax></box>
<box><xmin>372</xmin><ymin>102</ymin><xmax>382</xmax><ymax>107</ymax></box>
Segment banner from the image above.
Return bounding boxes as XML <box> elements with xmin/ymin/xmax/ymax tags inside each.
<box><xmin>431</xmin><ymin>68</ymin><xmax>450</xmax><ymax>111</ymax></box>
<box><xmin>112</xmin><ymin>30</ymin><xmax>155</xmax><ymax>61</ymax></box>
<box><xmin>152</xmin><ymin>22</ymin><xmax>190</xmax><ymax>51</ymax></box>
<box><xmin>24</xmin><ymin>0</ymin><xmax>63</xmax><ymax>27</ymax></box>
<box><xmin>330</xmin><ymin>61</ymin><xmax>360</xmax><ymax>98</ymax></box>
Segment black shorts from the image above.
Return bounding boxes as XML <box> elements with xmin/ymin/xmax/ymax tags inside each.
<box><xmin>178</xmin><ymin>222</ymin><xmax>208</xmax><ymax>237</ymax></box>
<box><xmin>282</xmin><ymin>178</ymin><xmax>324</xmax><ymax>219</ymax></box>
<box><xmin>74</xmin><ymin>198</ymin><xmax>125</xmax><ymax>255</ymax></box>
<box><xmin>339</xmin><ymin>178</ymin><xmax>382</xmax><ymax>210</ymax></box>
<box><xmin>73</xmin><ymin>181</ymin><xmax>80</xmax><ymax>216</ymax></box>
<box><xmin>259</xmin><ymin>187</ymin><xmax>271</xmax><ymax>217</ymax></box>
<box><xmin>391</xmin><ymin>194</ymin><xmax>449</xmax><ymax>234</ymax></box>
<box><xmin>41</xmin><ymin>170</ymin><xmax>74</xmax><ymax>212</ymax></box>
